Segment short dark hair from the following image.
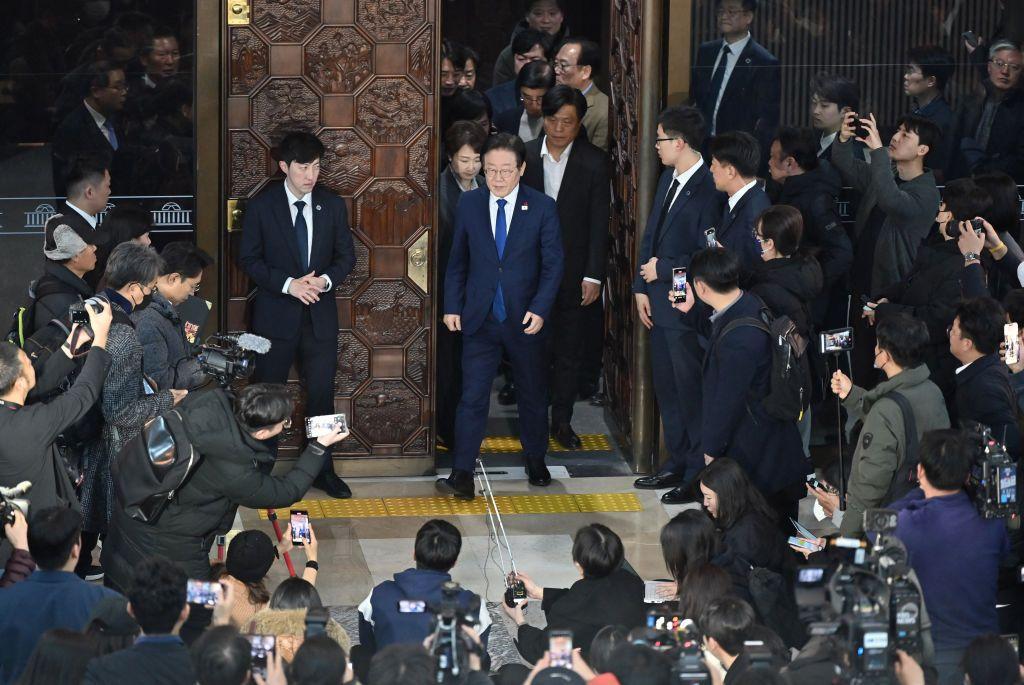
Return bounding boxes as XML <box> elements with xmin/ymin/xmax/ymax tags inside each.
<box><xmin>961</xmin><ymin>634</ymin><xmax>1022</xmax><ymax>685</ymax></box>
<box><xmin>28</xmin><ymin>506</ymin><xmax>82</xmax><ymax>571</ymax></box>
<box><xmin>894</xmin><ymin>114</ymin><xmax>942</xmax><ymax>154</ymax></box>
<box><xmin>445</xmin><ymin>121</ymin><xmax>487</xmax><ymax>160</ymax></box>
<box><xmin>660</xmin><ymin>509</ymin><xmax>721</xmax><ymax>583</ymax></box>
<box><xmin>542</xmin><ymin>83</ymin><xmax>587</xmax><ymax>120</ymax></box>
<box><xmin>414</xmin><ymin>519</ymin><xmax>462</xmax><ymax>572</ymax></box>
<box><xmin>559</xmin><ymin>38</ymin><xmax>601</xmax><ymax>75</ymax></box>
<box><xmin>290</xmin><ymin>635</ymin><xmax>348</xmax><ymax>685</ymax></box>
<box><xmin>810</xmin><ymin>72</ymin><xmax>860</xmax><ymax>112</ymax></box>
<box><xmin>527</xmin><ymin>0</ymin><xmax>566</xmax><ymax>12</ymax></box>
<box><xmin>699</xmin><ymin>458</ymin><xmax>777</xmax><ymax>529</ymax></box>
<box><xmin>0</xmin><ymin>342</ymin><xmax>24</xmax><ymax>395</ymax></box>
<box><xmin>607</xmin><ymin>644</ymin><xmax>673</xmax><ymax>685</ymax></box>
<box><xmin>191</xmin><ymin>626</ymin><xmax>251</xmax><ymax>685</ymax></box>
<box><xmin>657</xmin><ymin>106</ymin><xmax>706</xmax><ymax>151</ymax></box>
<box><xmin>773</xmin><ymin>126</ymin><xmax>819</xmax><ymax>171</ymax></box>
<box><xmin>715</xmin><ymin>0</ymin><xmax>758</xmax><ymax>11</ymax></box>
<box><xmin>517</xmin><ymin>58</ymin><xmax>556</xmax><ymax>91</ymax></box>
<box><xmin>446</xmin><ymin>88</ymin><xmax>493</xmax><ymax>125</ymax></box>
<box><xmin>875</xmin><ymin>313</ymin><xmax>929</xmax><ymax>368</ymax></box>
<box><xmin>956</xmin><ymin>297</ymin><xmax>1006</xmax><ymax>355</ymax></box>
<box><xmin>277</xmin><ymin>131</ymin><xmax>325</xmax><ymax>166</ymax></box>
<box><xmin>588</xmin><ymin>625</ymin><xmax>629</xmax><ymax>674</ymax></box>
<box><xmin>101</xmin><ymin>206</ymin><xmax>152</xmax><ymax>244</ymax></box>
<box><xmin>99</xmin><ymin>28</ymin><xmax>133</xmax><ymax>61</ymax></box>
<box><xmin>84</xmin><ymin>60</ymin><xmax>123</xmax><ymax>94</ymax></box>
<box><xmin>943</xmin><ymin>178</ymin><xmax>993</xmax><ymax>223</ymax></box>
<box><xmin>907</xmin><ymin>44</ymin><xmax>956</xmax><ymax>91</ymax></box>
<box><xmin>234</xmin><ymin>383</ymin><xmax>294</xmax><ymax>432</ymax></box>
<box><xmin>1004</xmin><ymin>289</ymin><xmax>1024</xmax><ymax>327</ymax></box>
<box><xmin>688</xmin><ymin>247</ymin><xmax>741</xmax><ymax>294</ymax></box>
<box><xmin>455</xmin><ymin>44</ymin><xmax>479</xmax><ymax>70</ymax></box>
<box><xmin>699</xmin><ymin>597</ymin><xmax>756</xmax><ymax>656</ymax></box>
<box><xmin>756</xmin><ymin>205</ymin><xmax>803</xmax><ymax>257</ymax></box>
<box><xmin>511</xmin><ymin>28</ymin><xmax>554</xmax><ymax>57</ymax></box>
<box><xmin>128</xmin><ymin>556</ymin><xmax>187</xmax><ymax>634</ymax></box>
<box><xmin>65</xmin><ymin>155</ymin><xmax>110</xmax><ymax>199</ymax></box>
<box><xmin>17</xmin><ymin>629</ymin><xmax>98</xmax><ymax>684</ymax></box>
<box><xmin>571</xmin><ymin>523</ymin><xmax>624</xmax><ymax>578</ymax></box>
<box><xmin>104</xmin><ymin>241</ymin><xmax>164</xmax><ymax>290</ymax></box>
<box><xmin>483</xmin><ymin>132</ymin><xmax>527</xmax><ymax>167</ymax></box>
<box><xmin>160</xmin><ymin>241</ymin><xmax>214</xmax><ymax>279</ymax></box>
<box><xmin>972</xmin><ymin>171</ymin><xmax>1021</xmax><ymax>236</ymax></box>
<box><xmin>367</xmin><ymin>644</ymin><xmax>434</xmax><ymax>685</ymax></box>
<box><xmin>142</xmin><ymin>26</ymin><xmax>178</xmax><ymax>55</ymax></box>
<box><xmin>269</xmin><ymin>577</ymin><xmax>323</xmax><ymax>610</ymax></box>
<box><xmin>919</xmin><ymin>429</ymin><xmax>973</xmax><ymax>490</ymax></box>
<box><xmin>440</xmin><ymin>38</ymin><xmax>459</xmax><ymax>64</ymax></box>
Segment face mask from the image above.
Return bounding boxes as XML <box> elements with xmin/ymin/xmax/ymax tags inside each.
<box><xmin>872</xmin><ymin>350</ymin><xmax>885</xmax><ymax>370</ymax></box>
<box><xmin>82</xmin><ymin>1</ymin><xmax>111</xmax><ymax>21</ymax></box>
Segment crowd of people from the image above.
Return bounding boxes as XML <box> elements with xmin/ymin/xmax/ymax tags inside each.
<box><xmin>1</xmin><ymin>0</ymin><xmax>1024</xmax><ymax>683</ymax></box>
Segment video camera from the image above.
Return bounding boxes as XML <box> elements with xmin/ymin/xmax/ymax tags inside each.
<box><xmin>0</xmin><ymin>481</ymin><xmax>31</xmax><ymax>527</ymax></box>
<box><xmin>197</xmin><ymin>333</ymin><xmax>270</xmax><ymax>386</ymax></box>
<box><xmin>792</xmin><ymin>510</ymin><xmax>924</xmax><ymax>685</ymax></box>
<box><xmin>966</xmin><ymin>425</ymin><xmax>1017</xmax><ymax>519</ymax></box>
<box><xmin>636</xmin><ymin>612</ymin><xmax>711</xmax><ymax>683</ymax></box>
<box><xmin>398</xmin><ymin>581</ymin><xmax>482</xmax><ymax>684</ymax></box>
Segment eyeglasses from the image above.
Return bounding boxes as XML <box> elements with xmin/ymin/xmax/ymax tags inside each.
<box><xmin>106</xmin><ymin>83</ymin><xmax>129</xmax><ymax>93</ymax></box>
<box><xmin>191</xmin><ymin>282</ymin><xmax>202</xmax><ymax>294</ymax></box>
<box><xmin>551</xmin><ymin>60</ymin><xmax>577</xmax><ymax>72</ymax></box>
<box><xmin>990</xmin><ymin>58</ymin><xmax>1023</xmax><ymax>73</ymax></box>
<box><xmin>134</xmin><ymin>281</ymin><xmax>156</xmax><ymax>296</ymax></box>
<box><xmin>521</xmin><ymin>94</ymin><xmax>544</xmax><ymax>104</ymax></box>
<box><xmin>484</xmin><ymin>168</ymin><xmax>517</xmax><ymax>179</ymax></box>
<box><xmin>654</xmin><ymin>136</ymin><xmax>681</xmax><ymax>146</ymax></box>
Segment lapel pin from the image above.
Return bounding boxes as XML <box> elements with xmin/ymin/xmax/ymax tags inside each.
<box><xmin>521</xmin><ymin>201</ymin><xmax>529</xmax><ymax>211</ymax></box>
<box><xmin>315</xmin><ymin>204</ymin><xmax>322</xmax><ymax>211</ymax></box>
<box><xmin>744</xmin><ymin>58</ymin><xmax>751</xmax><ymax>64</ymax></box>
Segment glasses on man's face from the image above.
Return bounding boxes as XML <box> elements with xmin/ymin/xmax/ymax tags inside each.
<box><xmin>107</xmin><ymin>83</ymin><xmax>129</xmax><ymax>93</ymax></box>
<box><xmin>552</xmin><ymin>60</ymin><xmax>576</xmax><ymax>72</ymax></box>
<box><xmin>991</xmin><ymin>58</ymin><xmax>1023</xmax><ymax>73</ymax></box>
<box><xmin>190</xmin><ymin>282</ymin><xmax>202</xmax><ymax>294</ymax></box>
<box><xmin>654</xmin><ymin>136</ymin><xmax>680</xmax><ymax>148</ymax></box>
<box><xmin>521</xmin><ymin>94</ymin><xmax>544</xmax><ymax>105</ymax></box>
<box><xmin>484</xmin><ymin>168</ymin><xmax>517</xmax><ymax>179</ymax></box>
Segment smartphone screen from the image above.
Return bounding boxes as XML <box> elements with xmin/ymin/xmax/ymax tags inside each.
<box><xmin>671</xmin><ymin>268</ymin><xmax>687</xmax><ymax>303</ymax></box>
<box><xmin>245</xmin><ymin>634</ymin><xmax>275</xmax><ymax>679</ymax></box>
<box><xmin>788</xmin><ymin>536</ymin><xmax>824</xmax><ymax>553</ymax></box>
<box><xmin>290</xmin><ymin>510</ymin><xmax>310</xmax><ymax>546</ymax></box>
<box><xmin>549</xmin><ymin>631</ymin><xmax>573</xmax><ymax>669</ymax></box>
<box><xmin>1004</xmin><ymin>323</ymin><xmax>1019</xmax><ymax>365</ymax></box>
<box><xmin>186</xmin><ymin>579</ymin><xmax>223</xmax><ymax>607</ymax></box>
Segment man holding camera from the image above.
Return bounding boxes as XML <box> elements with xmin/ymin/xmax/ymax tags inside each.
<box><xmin>101</xmin><ymin>383</ymin><xmax>348</xmax><ymax>591</ymax></box>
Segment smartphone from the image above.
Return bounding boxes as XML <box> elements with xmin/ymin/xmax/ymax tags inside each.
<box><xmin>819</xmin><ymin>327</ymin><xmax>854</xmax><ymax>354</ymax></box>
<box><xmin>305</xmin><ymin>413</ymin><xmax>347</xmax><ymax>438</ymax></box>
<box><xmin>290</xmin><ymin>510</ymin><xmax>310</xmax><ymax>546</ymax></box>
<box><xmin>970</xmin><ymin>218</ymin><xmax>986</xmax><ymax>235</ymax></box>
<box><xmin>790</xmin><ymin>517</ymin><xmax>816</xmax><ymax>541</ymax></box>
<box><xmin>671</xmin><ymin>268</ymin><xmax>687</xmax><ymax>303</ymax></box>
<box><xmin>806</xmin><ymin>473</ymin><xmax>838</xmax><ymax>495</ymax></box>
<box><xmin>853</xmin><ymin>114</ymin><xmax>871</xmax><ymax>139</ymax></box>
<box><xmin>1004</xmin><ymin>323</ymin><xmax>1019</xmax><ymax>365</ymax></box>
<box><xmin>186</xmin><ymin>579</ymin><xmax>223</xmax><ymax>607</ymax></box>
<box><xmin>963</xmin><ymin>30</ymin><xmax>980</xmax><ymax>49</ymax></box>
<box><xmin>704</xmin><ymin>227</ymin><xmax>718</xmax><ymax>248</ymax></box>
<box><xmin>549</xmin><ymin>630</ymin><xmax>573</xmax><ymax>669</ymax></box>
<box><xmin>789</xmin><ymin>536</ymin><xmax>825</xmax><ymax>553</ymax></box>
<box><xmin>245</xmin><ymin>634</ymin><xmax>276</xmax><ymax>680</ymax></box>
<box><xmin>398</xmin><ymin>599</ymin><xmax>426</xmax><ymax>613</ymax></box>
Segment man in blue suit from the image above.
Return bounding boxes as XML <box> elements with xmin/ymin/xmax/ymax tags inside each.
<box><xmin>708</xmin><ymin>131</ymin><xmax>770</xmax><ymax>267</ymax></box>
<box><xmin>632</xmin><ymin>106</ymin><xmax>723</xmax><ymax>503</ymax></box>
<box><xmin>438</xmin><ymin>133</ymin><xmax>565</xmax><ymax>500</ymax></box>
<box><xmin>238</xmin><ymin>131</ymin><xmax>356</xmax><ymax>499</ymax></box>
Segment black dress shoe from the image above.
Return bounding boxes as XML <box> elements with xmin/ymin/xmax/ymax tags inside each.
<box><xmin>577</xmin><ymin>382</ymin><xmax>598</xmax><ymax>401</ymax></box>
<box><xmin>525</xmin><ymin>460</ymin><xmax>551</xmax><ymax>486</ymax></box>
<box><xmin>661</xmin><ymin>485</ymin><xmax>699</xmax><ymax>505</ymax></box>
<box><xmin>313</xmin><ymin>471</ymin><xmax>352</xmax><ymax>499</ymax></box>
<box><xmin>435</xmin><ymin>469</ymin><xmax>475</xmax><ymax>500</ymax></box>
<box><xmin>633</xmin><ymin>471</ymin><xmax>684</xmax><ymax>490</ymax></box>
<box><xmin>497</xmin><ymin>382</ymin><xmax>517</xmax><ymax>406</ymax></box>
<box><xmin>552</xmin><ymin>423</ymin><xmax>582</xmax><ymax>450</ymax></box>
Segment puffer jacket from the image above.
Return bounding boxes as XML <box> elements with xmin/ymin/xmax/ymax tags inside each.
<box><xmin>100</xmin><ymin>388</ymin><xmax>327</xmax><ymax>589</ymax></box>
<box><xmin>743</xmin><ymin>253</ymin><xmax>824</xmax><ymax>338</ymax></box>
<box><xmin>132</xmin><ymin>291</ymin><xmax>205</xmax><ymax>390</ymax></box>
<box><xmin>250</xmin><ymin>608</ymin><xmax>351</xmax><ymax>662</ymax></box>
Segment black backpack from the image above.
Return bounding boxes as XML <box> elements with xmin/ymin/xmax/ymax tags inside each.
<box><xmin>713</xmin><ymin>307</ymin><xmax>812</xmax><ymax>422</ymax></box>
<box><xmin>5</xmin><ymin>276</ymin><xmax>76</xmax><ymax>349</ymax></box>
<box><xmin>111</xmin><ymin>408</ymin><xmax>202</xmax><ymax>524</ymax></box>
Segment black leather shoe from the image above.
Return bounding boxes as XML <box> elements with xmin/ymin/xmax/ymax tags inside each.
<box><xmin>525</xmin><ymin>460</ymin><xmax>551</xmax><ymax>486</ymax></box>
<box><xmin>497</xmin><ymin>382</ymin><xmax>517</xmax><ymax>406</ymax></box>
<box><xmin>552</xmin><ymin>423</ymin><xmax>582</xmax><ymax>450</ymax></box>
<box><xmin>435</xmin><ymin>469</ymin><xmax>475</xmax><ymax>500</ymax></box>
<box><xmin>661</xmin><ymin>485</ymin><xmax>699</xmax><ymax>505</ymax></box>
<box><xmin>313</xmin><ymin>471</ymin><xmax>352</xmax><ymax>499</ymax></box>
<box><xmin>577</xmin><ymin>382</ymin><xmax>598</xmax><ymax>401</ymax></box>
<box><xmin>633</xmin><ymin>471</ymin><xmax>684</xmax><ymax>490</ymax></box>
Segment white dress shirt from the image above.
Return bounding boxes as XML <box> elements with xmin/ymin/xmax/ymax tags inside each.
<box><xmin>489</xmin><ymin>184</ymin><xmax>520</xmax><ymax>239</ymax></box>
<box><xmin>727</xmin><ymin>179</ymin><xmax>759</xmax><ymax>213</ymax></box>
<box><xmin>65</xmin><ymin>200</ymin><xmax>99</xmax><ymax>229</ymax></box>
<box><xmin>667</xmin><ymin>156</ymin><xmax>705</xmax><ymax>212</ymax></box>
<box><xmin>710</xmin><ymin>32</ymin><xmax>752</xmax><ymax>134</ymax></box>
<box><xmin>83</xmin><ymin>100</ymin><xmax>116</xmax><ymax>148</ymax></box>
<box><xmin>281</xmin><ymin>183</ymin><xmax>332</xmax><ymax>295</ymax></box>
<box><xmin>518</xmin><ymin>112</ymin><xmax>543</xmax><ymax>143</ymax></box>
<box><xmin>540</xmin><ymin>138</ymin><xmax>573</xmax><ymax>201</ymax></box>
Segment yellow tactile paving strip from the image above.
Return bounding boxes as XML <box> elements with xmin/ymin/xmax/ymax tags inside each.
<box><xmin>437</xmin><ymin>434</ymin><xmax>612</xmax><ymax>453</ymax></box>
<box><xmin>258</xmin><ymin>492</ymin><xmax>642</xmax><ymax>520</ymax></box>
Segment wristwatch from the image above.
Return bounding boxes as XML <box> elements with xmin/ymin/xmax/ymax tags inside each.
<box><xmin>305</xmin><ymin>560</ymin><xmax>319</xmax><ymax>571</ymax></box>
<box><xmin>963</xmin><ymin>252</ymin><xmax>980</xmax><ymax>263</ymax></box>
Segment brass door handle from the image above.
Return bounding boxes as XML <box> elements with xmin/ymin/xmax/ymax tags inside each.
<box><xmin>227</xmin><ymin>0</ymin><xmax>250</xmax><ymax>25</ymax></box>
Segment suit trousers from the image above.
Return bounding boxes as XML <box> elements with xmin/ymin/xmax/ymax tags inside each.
<box><xmin>453</xmin><ymin>315</ymin><xmax>549</xmax><ymax>473</ymax></box>
<box><xmin>649</xmin><ymin>325</ymin><xmax>704</xmax><ymax>478</ymax></box>
<box><xmin>578</xmin><ymin>300</ymin><xmax>604</xmax><ymax>393</ymax></box>
<box><xmin>435</xmin><ymin>323</ymin><xmax>463</xmax><ymax>447</ymax></box>
<box><xmin>252</xmin><ymin>307</ymin><xmax>338</xmax><ymax>475</ymax></box>
<box><xmin>549</xmin><ymin>298</ymin><xmax>586</xmax><ymax>425</ymax></box>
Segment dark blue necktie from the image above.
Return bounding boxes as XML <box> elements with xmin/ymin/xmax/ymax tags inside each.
<box><xmin>492</xmin><ymin>198</ymin><xmax>508</xmax><ymax>322</ymax></box>
<box><xmin>103</xmin><ymin>120</ymin><xmax>119</xmax><ymax>150</ymax></box>
<box><xmin>293</xmin><ymin>200</ymin><xmax>309</xmax><ymax>271</ymax></box>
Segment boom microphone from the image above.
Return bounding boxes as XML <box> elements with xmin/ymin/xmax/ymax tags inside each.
<box><xmin>226</xmin><ymin>333</ymin><xmax>272</xmax><ymax>354</ymax></box>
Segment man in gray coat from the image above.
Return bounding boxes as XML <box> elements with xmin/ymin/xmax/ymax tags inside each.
<box><xmin>132</xmin><ymin>242</ymin><xmax>213</xmax><ymax>390</ymax></box>
<box><xmin>809</xmin><ymin>314</ymin><xmax>950</xmax><ymax>535</ymax></box>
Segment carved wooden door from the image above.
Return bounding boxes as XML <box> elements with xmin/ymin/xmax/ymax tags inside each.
<box><xmin>224</xmin><ymin>0</ymin><xmax>437</xmax><ymax>475</ymax></box>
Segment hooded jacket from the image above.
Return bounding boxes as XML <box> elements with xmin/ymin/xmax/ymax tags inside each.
<box><xmin>132</xmin><ymin>291</ymin><xmax>205</xmax><ymax>390</ymax></box>
<box><xmin>743</xmin><ymin>254</ymin><xmax>824</xmax><ymax>338</ymax></box>
<box><xmin>100</xmin><ymin>388</ymin><xmax>327</xmax><ymax>589</ymax></box>
<box><xmin>30</xmin><ymin>260</ymin><xmax>94</xmax><ymax>336</ymax></box>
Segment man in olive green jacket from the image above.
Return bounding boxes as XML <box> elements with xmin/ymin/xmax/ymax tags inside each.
<box><xmin>813</xmin><ymin>314</ymin><xmax>950</xmax><ymax>535</ymax></box>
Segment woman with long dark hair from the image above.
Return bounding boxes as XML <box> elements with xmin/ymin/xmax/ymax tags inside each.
<box><xmin>659</xmin><ymin>508</ymin><xmax>721</xmax><ymax>588</ymax></box>
<box><xmin>16</xmin><ymin>629</ymin><xmax>98</xmax><ymax>684</ymax></box>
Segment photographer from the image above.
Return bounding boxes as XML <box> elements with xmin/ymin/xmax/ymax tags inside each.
<box><xmin>132</xmin><ymin>241</ymin><xmax>214</xmax><ymax>391</ymax></box>
<box><xmin>812</xmin><ymin>314</ymin><xmax>950</xmax><ymax>535</ymax></box>
<box><xmin>890</xmin><ymin>429</ymin><xmax>1009</xmax><ymax>684</ymax></box>
<box><xmin>100</xmin><ymin>383</ymin><xmax>348</xmax><ymax>591</ymax></box>
<box><xmin>368</xmin><ymin>641</ymin><xmax>492</xmax><ymax>685</ymax></box>
<box><xmin>0</xmin><ymin>298</ymin><xmax>112</xmax><ymax>517</ymax></box>
<box><xmin>29</xmin><ymin>218</ymin><xmax>99</xmax><ymax>338</ymax></box>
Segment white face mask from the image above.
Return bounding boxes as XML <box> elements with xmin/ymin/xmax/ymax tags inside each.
<box><xmin>872</xmin><ymin>350</ymin><xmax>885</xmax><ymax>370</ymax></box>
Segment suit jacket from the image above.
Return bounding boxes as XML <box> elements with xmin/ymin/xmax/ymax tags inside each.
<box><xmin>696</xmin><ymin>292</ymin><xmax>808</xmax><ymax>494</ymax></box>
<box><xmin>238</xmin><ymin>182</ymin><xmax>356</xmax><ymax>341</ymax></box>
<box><xmin>522</xmin><ymin>136</ymin><xmax>610</xmax><ymax>303</ymax></box>
<box><xmin>494</xmin><ymin>106</ymin><xmax>526</xmax><ymax>136</ymax></box>
<box><xmin>691</xmin><ymin>37</ymin><xmax>781</xmax><ymax>153</ymax></box>
<box><xmin>51</xmin><ymin>103</ymin><xmax>131</xmax><ymax>197</ymax></box>
<box><xmin>485</xmin><ymin>79</ymin><xmax>519</xmax><ymax>118</ymax></box>
<box><xmin>443</xmin><ymin>184</ymin><xmax>564</xmax><ymax>336</ymax></box>
<box><xmin>718</xmin><ymin>184</ymin><xmax>770</xmax><ymax>267</ymax></box>
<box><xmin>632</xmin><ymin>165</ymin><xmax>724</xmax><ymax>329</ymax></box>
<box><xmin>83</xmin><ymin>637</ymin><xmax>195</xmax><ymax>685</ymax></box>
<box><xmin>955</xmin><ymin>353</ymin><xmax>1021</xmax><ymax>458</ymax></box>
<box><xmin>582</xmin><ymin>86</ymin><xmax>610</xmax><ymax>151</ymax></box>
<box><xmin>946</xmin><ymin>83</ymin><xmax>1024</xmax><ymax>183</ymax></box>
